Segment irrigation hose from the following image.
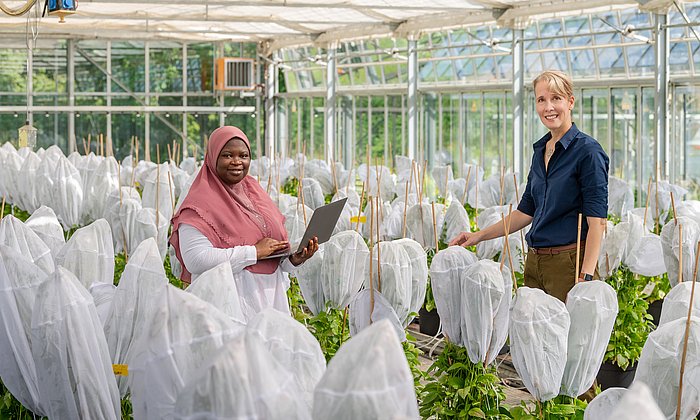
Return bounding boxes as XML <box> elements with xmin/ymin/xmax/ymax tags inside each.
<box><xmin>0</xmin><ymin>0</ymin><xmax>38</xmax><ymax>16</ymax></box>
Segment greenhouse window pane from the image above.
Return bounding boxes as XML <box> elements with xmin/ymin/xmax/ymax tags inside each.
<box><xmin>598</xmin><ymin>47</ymin><xmax>626</xmax><ymax>75</ymax></box>
<box><xmin>111</xmin><ymin>41</ymin><xmax>144</xmax><ymax>93</ymax></box>
<box><xmin>75</xmin><ymin>41</ymin><xmax>107</xmax><ymax>93</ymax></box>
<box><xmin>449</xmin><ymin>30</ymin><xmax>468</xmax><ymax>45</ymax></box>
<box><xmin>435</xmin><ymin>60</ymin><xmax>454</xmax><ymax>81</ymax></box>
<box><xmin>285</xmin><ymin>71</ymin><xmax>299</xmax><ymax>92</ymax></box>
<box><xmin>565</xmin><ymin>17</ymin><xmax>589</xmax><ymax>35</ymax></box>
<box><xmin>455</xmin><ymin>58</ymin><xmax>474</xmax><ymax>79</ymax></box>
<box><xmin>338</xmin><ymin>67</ymin><xmax>352</xmax><ymax>86</ymax></box>
<box><xmin>620</xmin><ymin>10</ymin><xmax>650</xmax><ymax>27</ymax></box>
<box><xmin>670</xmin><ymin>42</ymin><xmax>691</xmax><ymax>73</ymax></box>
<box><xmin>475</xmin><ymin>56</ymin><xmax>495</xmax><ymax>78</ymax></box>
<box><xmin>187</xmin><ymin>43</ymin><xmax>214</xmax><ymax>93</ymax></box>
<box><xmin>524</xmin><ymin>53</ymin><xmax>543</xmax><ymax>77</ymax></box>
<box><xmin>367</xmin><ymin>65</ymin><xmax>382</xmax><ymax>84</ymax></box>
<box><xmin>693</xmin><ymin>41</ymin><xmax>700</xmax><ymax>75</ymax></box>
<box><xmin>496</xmin><ymin>55</ymin><xmax>512</xmax><ymax>79</ymax></box>
<box><xmin>542</xmin><ymin>52</ymin><xmax>568</xmax><ymax>72</ymax></box>
<box><xmin>419</xmin><ymin>62</ymin><xmax>437</xmax><ymax>83</ymax></box>
<box><xmin>567</xmin><ymin>35</ymin><xmax>592</xmax><ymax>47</ymax></box>
<box><xmin>592</xmin><ymin>13</ymin><xmax>620</xmax><ymax>31</ymax></box>
<box><xmin>311</xmin><ymin>69</ymin><xmax>324</xmax><ymax>87</ymax></box>
<box><xmin>626</xmin><ymin>44</ymin><xmax>654</xmax><ymax>73</ymax></box>
<box><xmin>569</xmin><ymin>50</ymin><xmax>595</xmax><ymax>77</ymax></box>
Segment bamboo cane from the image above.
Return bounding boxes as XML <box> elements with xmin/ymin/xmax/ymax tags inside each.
<box><xmin>402</xmin><ymin>175</ymin><xmax>410</xmax><ymax>238</ymax></box>
<box><xmin>671</xmin><ymin>191</ymin><xmax>678</xmax><ymax>226</ymax></box>
<box><xmin>340</xmin><ymin>307</ymin><xmax>348</xmax><ymax>341</ymax></box>
<box><xmin>502</xmin><ymin>205</ymin><xmax>517</xmax><ymax>288</ymax></box>
<box><xmin>376</xmin><ymin>196</ymin><xmax>382</xmax><ymax>292</ymax></box>
<box><xmin>99</xmin><ymin>133</ymin><xmax>104</xmax><ymax>157</ymax></box>
<box><xmin>604</xmin><ymin>222</ymin><xmax>611</xmax><ymax>277</ymax></box>
<box><xmin>356</xmin><ymin>182</ymin><xmax>366</xmax><ymax>232</ymax></box>
<box><xmin>499</xmin><ymin>165</ymin><xmax>505</xmax><ymax>206</ymax></box>
<box><xmin>643</xmin><ymin>176</ymin><xmax>652</xmax><ymax>230</ymax></box>
<box><xmin>82</xmin><ymin>137</ymin><xmax>88</xmax><ymax>156</ymax></box>
<box><xmin>679</xmin><ymin>225</ymin><xmax>684</xmax><ymax>284</ymax></box>
<box><xmin>655</xmin><ymin>164</ymin><xmax>660</xmax><ymax>234</ymax></box>
<box><xmin>167</xmin><ymin>143</ymin><xmax>173</xmax><ymax>163</ymax></box>
<box><xmin>0</xmin><ymin>195</ymin><xmax>5</xmax><ymax>220</ymax></box>
<box><xmin>167</xmin><ymin>170</ymin><xmax>176</xmax><ymax>215</ymax></box>
<box><xmin>87</xmin><ymin>133</ymin><xmax>92</xmax><ymax>155</ymax></box>
<box><xmin>575</xmin><ymin>213</ymin><xmax>582</xmax><ymax>283</ymax></box>
<box><xmin>676</xmin><ymin>241</ymin><xmax>700</xmax><ymax>420</ymax></box>
<box><xmin>155</xmin><ymin>144</ymin><xmax>161</xmax><ymax>229</ymax></box>
<box><xmin>475</xmin><ymin>164</ymin><xmax>479</xmax><ymax>220</ymax></box>
<box><xmin>431</xmin><ymin>201</ymin><xmax>439</xmax><ymax>252</ymax></box>
<box><xmin>266</xmin><ymin>168</ymin><xmax>273</xmax><ymax>195</ymax></box>
<box><xmin>331</xmin><ymin>159</ymin><xmax>338</xmax><ymax>193</ymax></box>
<box><xmin>116</xmin><ymin>162</ymin><xmax>129</xmax><ymax>261</ymax></box>
<box><xmin>369</xmin><ymin>195</ymin><xmax>375</xmax><ymax>321</ymax></box>
<box><xmin>500</xmin><ymin>214</ymin><xmax>509</xmax><ymax>271</ymax></box>
<box><xmin>420</xmin><ymin>159</ymin><xmax>427</xmax><ymax>203</ymax></box>
<box><xmin>462</xmin><ymin>166</ymin><xmax>472</xmax><ymax>205</ymax></box>
<box><xmin>375</xmin><ymin>158</ymin><xmax>383</xmax><ymax>229</ymax></box>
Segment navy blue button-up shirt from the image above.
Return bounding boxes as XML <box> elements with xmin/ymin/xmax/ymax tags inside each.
<box><xmin>517</xmin><ymin>123</ymin><xmax>609</xmax><ymax>248</ymax></box>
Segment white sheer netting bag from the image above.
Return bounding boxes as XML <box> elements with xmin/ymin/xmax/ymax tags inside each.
<box><xmin>349</xmin><ymin>289</ymin><xmax>406</xmax><ymax>342</ymax></box>
<box><xmin>660</xmin><ymin>217</ymin><xmax>700</xmax><ymax>287</ymax></box>
<box><xmin>429</xmin><ymin>246</ymin><xmax>478</xmax><ymax>343</ymax></box>
<box><xmin>31</xmin><ymin>267</ymin><xmax>120</xmax><ymax>420</ymax></box>
<box><xmin>312</xmin><ymin>319</ymin><xmax>419</xmax><ymax>420</ymax></box>
<box><xmin>186</xmin><ymin>261</ymin><xmax>247</xmax><ymax>325</ymax></box>
<box><xmin>366</xmin><ymin>240</ymin><xmax>412</xmax><ymax>325</ymax></box>
<box><xmin>659</xmin><ymin>281</ymin><xmax>700</xmax><ymax>327</ymax></box>
<box><xmin>25</xmin><ymin>206</ymin><xmax>66</xmax><ymax>258</ymax></box>
<box><xmin>0</xmin><ymin>215</ymin><xmax>55</xmax><ymax>275</ymax></box>
<box><xmin>509</xmin><ymin>287</ymin><xmax>570</xmax><ymax>402</ymax></box>
<box><xmin>560</xmin><ymin>281</ymin><xmax>618</xmax><ymax>397</ymax></box>
<box><xmin>394</xmin><ymin>238</ymin><xmax>428</xmax><ymax>327</ymax></box>
<box><xmin>55</xmin><ymin>219</ymin><xmax>115</xmax><ymax>290</ymax></box>
<box><xmin>320</xmin><ymin>230</ymin><xmax>369</xmax><ymax>310</ymax></box>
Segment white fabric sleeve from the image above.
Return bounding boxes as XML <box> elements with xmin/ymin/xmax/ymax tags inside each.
<box><xmin>178</xmin><ymin>224</ymin><xmax>257</xmax><ymax>275</ymax></box>
<box><xmin>280</xmin><ymin>256</ymin><xmax>300</xmax><ymax>274</ymax></box>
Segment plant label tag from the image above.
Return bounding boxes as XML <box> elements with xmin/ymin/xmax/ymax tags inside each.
<box><xmin>350</xmin><ymin>216</ymin><xmax>366</xmax><ymax>223</ymax></box>
<box><xmin>113</xmin><ymin>364</ymin><xmax>129</xmax><ymax>376</ymax></box>
<box><xmin>641</xmin><ymin>281</ymin><xmax>656</xmax><ymax>296</ymax></box>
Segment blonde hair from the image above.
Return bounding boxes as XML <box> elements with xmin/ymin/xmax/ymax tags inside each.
<box><xmin>532</xmin><ymin>70</ymin><xmax>573</xmax><ymax>98</ymax></box>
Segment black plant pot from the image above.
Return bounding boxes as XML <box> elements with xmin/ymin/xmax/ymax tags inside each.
<box><xmin>596</xmin><ymin>361</ymin><xmax>637</xmax><ymax>391</ymax></box>
<box><xmin>418</xmin><ymin>307</ymin><xmax>440</xmax><ymax>336</ymax></box>
<box><xmin>648</xmin><ymin>299</ymin><xmax>664</xmax><ymax>328</ymax></box>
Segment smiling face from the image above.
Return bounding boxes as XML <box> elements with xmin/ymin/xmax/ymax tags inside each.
<box><xmin>216</xmin><ymin>138</ymin><xmax>250</xmax><ymax>185</ymax></box>
<box><xmin>535</xmin><ymin>80</ymin><xmax>575</xmax><ymax>137</ymax></box>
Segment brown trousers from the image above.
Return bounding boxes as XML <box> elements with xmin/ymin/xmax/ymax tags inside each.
<box><xmin>523</xmin><ymin>248</ymin><xmax>598</xmax><ymax>303</ymax></box>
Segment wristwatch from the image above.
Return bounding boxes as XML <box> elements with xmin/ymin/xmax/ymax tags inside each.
<box><xmin>579</xmin><ymin>272</ymin><xmax>593</xmax><ymax>282</ymax></box>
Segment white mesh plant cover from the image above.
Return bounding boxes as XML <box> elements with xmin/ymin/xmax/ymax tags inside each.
<box><xmin>301</xmin><ymin>177</ymin><xmax>326</xmax><ymax>210</ymax></box>
<box><xmin>103</xmin><ymin>238</ymin><xmax>168</xmax><ymax>397</ymax></box>
<box><xmin>35</xmin><ymin>146</ymin><xmax>64</xmax><ymax>211</ymax></box>
<box><xmin>0</xmin><ymin>245</ymin><xmax>47</xmax><ymax>416</ymax></box>
<box><xmin>607</xmin><ymin>382</ymin><xmax>666</xmax><ymax>420</ymax></box>
<box><xmin>432</xmin><ymin>165</ymin><xmax>454</xmax><ymax>198</ymax></box>
<box><xmin>395</xmin><ymin>156</ymin><xmax>413</xmax><ymax>182</ymax></box>
<box><xmin>173</xmin><ymin>331</ymin><xmax>311</xmax><ymax>420</ymax></box>
<box><xmin>509</xmin><ymin>287</ymin><xmax>571</xmax><ymax>402</ymax></box>
<box><xmin>55</xmin><ymin>219</ymin><xmax>115</xmax><ymax>290</ymax></box>
<box><xmin>443</xmin><ymin>200</ymin><xmax>471</xmax><ymax>245</ymax></box>
<box><xmin>627</xmin><ymin>207</ymin><xmax>655</xmax><ymax>232</ymax></box>
<box><xmin>560</xmin><ymin>281</ymin><xmax>618</xmax><ymax>397</ymax></box>
<box><xmin>1</xmin><ymin>147</ymin><xmax>23</xmax><ymax>205</ymax></box>
<box><xmin>394</xmin><ymin>238</ymin><xmax>428</xmax><ymax>327</ymax></box>
<box><xmin>84</xmin><ymin>156</ymin><xmax>119</xmax><ymax>222</ymax></box>
<box><xmin>676</xmin><ymin>201</ymin><xmax>700</xmax><ymax>227</ymax></box>
<box><xmin>598</xmin><ymin>221</ymin><xmax>625</xmax><ymax>279</ymax></box>
<box><xmin>625</xmin><ymin>233</ymin><xmax>666</xmax><ymax>277</ymax></box>
<box><xmin>133</xmin><ymin>160</ymin><xmax>157</xmax><ymax>187</ymax></box>
<box><xmin>460</xmin><ymin>259</ymin><xmax>511</xmax><ymax>365</ymax></box>
<box><xmin>25</xmin><ymin>205</ymin><xmax>66</xmax><ymax>257</ymax></box>
<box><xmin>247</xmin><ymin>308</ymin><xmax>326</xmax><ymax>410</ymax></box>
<box><xmin>295</xmin><ymin>244</ymin><xmax>326</xmax><ymax>316</ymax></box>
<box><xmin>333</xmin><ymin>187</ymin><xmax>361</xmax><ymax>210</ymax></box>
<box><xmin>174</xmin><ymin>170</ymin><xmax>197</xmax><ymax>213</ymax></box>
<box><xmin>168</xmin><ymin>162</ymin><xmax>189</xmax><ymax>199</ymax></box>
<box><xmin>659</xmin><ymin>282</ymin><xmax>700</xmax><ymax>327</ymax></box>
<box><xmin>17</xmin><ymin>151</ymin><xmax>41</xmax><ymax>213</ymax></box>
<box><xmin>429</xmin><ymin>246</ymin><xmax>478</xmax><ymax>344</ymax></box>
<box><xmin>179</xmin><ymin>156</ymin><xmax>198</xmax><ymax>176</ymax></box>
<box><xmin>584</xmin><ymin>387</ymin><xmax>627</xmax><ymax>420</ymax></box>
<box><xmin>31</xmin><ymin>267</ymin><xmax>120</xmax><ymax>420</ymax></box>
<box><xmin>142</xmin><ymin>162</ymin><xmax>176</xmax><ymax>225</ymax></box>
<box><xmin>361</xmin><ymin>198</ymin><xmax>393</xmax><ymax>241</ymax></box>
<box><xmin>634</xmin><ymin>316</ymin><xmax>700</xmax><ymax>420</ymax></box>
<box><xmin>52</xmin><ymin>155</ymin><xmax>84</xmax><ymax>229</ymax></box>
<box><xmin>312</xmin><ymin>319</ymin><xmax>419</xmax><ymax>420</ymax></box>
<box><xmin>366</xmin><ymin>240</ymin><xmax>412</xmax><ymax>325</ymax></box>
<box><xmin>661</xmin><ymin>216</ymin><xmax>700</xmax><ymax>287</ymax></box>
<box><xmin>357</xmin><ymin>164</ymin><xmax>395</xmax><ymax>202</ymax></box>
<box><xmin>283</xmin><ymin>203</ymin><xmax>314</xmax><ymax>251</ymax></box>
<box><xmin>608</xmin><ymin>176</ymin><xmax>634</xmax><ymax>218</ymax></box>
<box><xmin>648</xmin><ymin>181</ymin><xmax>689</xmax><ymax>223</ymax></box>
<box><xmin>118</xmin><ymin>197</ymin><xmax>143</xmax><ymax>258</ymax></box>
<box><xmin>75</xmin><ymin>152</ymin><xmax>101</xmax><ymax>203</ymax></box>
<box><xmin>406</xmin><ymin>203</ymin><xmax>445</xmax><ymax>249</ymax></box>
<box><xmin>321</xmin><ymin>230</ymin><xmax>369</xmax><ymax>310</ymax></box>
<box><xmin>333</xmin><ymin>199</ymin><xmax>357</xmax><ymax>236</ymax></box>
<box><xmin>448</xmin><ymin>178</ymin><xmax>468</xmax><ymax>205</ymax></box>
<box><xmin>305</xmin><ymin>159</ymin><xmax>335</xmax><ymax>195</ymax></box>
<box><xmin>90</xmin><ymin>282</ymin><xmax>116</xmax><ymax>326</ymax></box>
<box><xmin>349</xmin><ymin>289</ymin><xmax>407</xmax><ymax>342</ymax></box>
<box><xmin>0</xmin><ymin>215</ymin><xmax>55</xmax><ymax>275</ymax></box>
<box><xmin>383</xmin><ymin>200</ymin><xmax>407</xmax><ymax>240</ymax></box>
<box><xmin>475</xmin><ymin>205</ymin><xmax>510</xmax><ymax>260</ymax></box>
<box><xmin>104</xmin><ymin>186</ymin><xmax>141</xmax><ymax>254</ymax></box>
<box><xmin>133</xmin><ymin>207</ymin><xmax>169</xmax><ymax>259</ymax></box>
<box><xmin>187</xmin><ymin>261</ymin><xmax>247</xmax><ymax>325</ymax></box>
<box><xmin>129</xmin><ymin>285</ymin><xmax>245</xmax><ymax>419</ymax></box>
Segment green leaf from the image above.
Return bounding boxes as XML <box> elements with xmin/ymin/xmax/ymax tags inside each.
<box><xmin>467</xmin><ymin>407</ymin><xmax>486</xmax><ymax>418</ymax></box>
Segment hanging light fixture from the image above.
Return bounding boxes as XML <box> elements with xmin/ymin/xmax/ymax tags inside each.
<box><xmin>18</xmin><ymin>120</ymin><xmax>37</xmax><ymax>149</ymax></box>
<box><xmin>45</xmin><ymin>0</ymin><xmax>77</xmax><ymax>23</ymax></box>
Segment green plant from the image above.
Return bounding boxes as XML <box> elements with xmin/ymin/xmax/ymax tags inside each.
<box><xmin>164</xmin><ymin>254</ymin><xmax>185</xmax><ymax>289</ymax></box>
<box><xmin>121</xmin><ymin>396</ymin><xmax>133</xmax><ymax>420</ymax></box>
<box><xmin>281</xmin><ymin>177</ymin><xmax>299</xmax><ymax>197</ymax></box>
<box><xmin>0</xmin><ymin>205</ymin><xmax>30</xmax><ymax>223</ymax></box>
<box><xmin>0</xmin><ymin>380</ymin><xmax>45</xmax><ymax>419</ymax></box>
<box><xmin>641</xmin><ymin>273</ymin><xmax>671</xmax><ymax>304</ymax></box>
<box><xmin>419</xmin><ymin>342</ymin><xmax>508</xmax><ymax>419</ymax></box>
<box><xmin>604</xmin><ymin>266</ymin><xmax>653</xmax><ymax>370</ymax></box>
<box><xmin>509</xmin><ymin>395</ymin><xmax>586</xmax><ymax>420</ymax></box>
<box><xmin>114</xmin><ymin>252</ymin><xmax>127</xmax><ymax>285</ymax></box>
<box><xmin>403</xmin><ymin>332</ymin><xmax>425</xmax><ymax>390</ymax></box>
<box><xmin>286</xmin><ymin>276</ymin><xmax>310</xmax><ymax>324</ymax></box>
<box><xmin>306</xmin><ymin>304</ymin><xmax>350</xmax><ymax>362</ymax></box>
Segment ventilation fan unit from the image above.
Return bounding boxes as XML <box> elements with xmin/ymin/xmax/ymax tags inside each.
<box><xmin>215</xmin><ymin>58</ymin><xmax>255</xmax><ymax>90</ymax></box>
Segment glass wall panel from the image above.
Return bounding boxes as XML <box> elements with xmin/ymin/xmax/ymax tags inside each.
<box><xmin>187</xmin><ymin>43</ymin><xmax>214</xmax><ymax>93</ymax></box>
<box><xmin>112</xmin><ymin>112</ymin><xmax>144</xmax><ymax>159</ymax></box>
<box><xmin>610</xmin><ymin>88</ymin><xmax>638</xmax><ymax>185</ymax></box>
<box><xmin>75</xmin><ymin>41</ymin><xmax>107</xmax><ymax>94</ymax></box>
<box><xmin>111</xmin><ymin>41</ymin><xmax>145</xmax><ymax>94</ymax></box>
<box><xmin>75</xmin><ymin>112</ymin><xmax>107</xmax><ymax>153</ymax></box>
<box><xmin>640</xmin><ymin>87</ymin><xmax>656</xmax><ymax>206</ymax></box>
<box><xmin>34</xmin><ymin>112</ymin><xmax>68</xmax><ymax>151</ymax></box>
<box><xmin>673</xmin><ymin>86</ymin><xmax>700</xmax><ymax>198</ymax></box>
<box><xmin>149</xmin><ymin>42</ymin><xmax>183</xmax><ymax>97</ymax></box>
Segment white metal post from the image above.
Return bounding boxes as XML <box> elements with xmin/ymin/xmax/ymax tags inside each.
<box><xmin>325</xmin><ymin>43</ymin><xmax>337</xmax><ymax>164</ymax></box>
<box><xmin>407</xmin><ymin>38</ymin><xmax>418</xmax><ymax>161</ymax></box>
<box><xmin>513</xmin><ymin>28</ymin><xmax>525</xmax><ymax>177</ymax></box>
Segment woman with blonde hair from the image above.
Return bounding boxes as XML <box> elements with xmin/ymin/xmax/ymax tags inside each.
<box><xmin>450</xmin><ymin>70</ymin><xmax>609</xmax><ymax>302</ymax></box>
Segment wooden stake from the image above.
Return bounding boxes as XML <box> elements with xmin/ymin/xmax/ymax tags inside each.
<box><xmin>99</xmin><ymin>133</ymin><xmax>104</xmax><ymax>157</ymax></box>
<box><xmin>677</xmin><ymin>241</ymin><xmax>700</xmax><ymax>420</ymax></box>
<box><xmin>376</xmin><ymin>197</ymin><xmax>382</xmax><ymax>292</ymax></box>
<box><xmin>501</xmin><ymin>204</ymin><xmax>517</xmax><ymax>288</ymax></box>
<box><xmin>655</xmin><ymin>164</ymin><xmax>660</xmax><ymax>234</ymax></box>
<box><xmin>167</xmin><ymin>170</ymin><xmax>176</xmax><ymax>215</ymax></box>
<box><xmin>266</xmin><ymin>168</ymin><xmax>273</xmax><ymax>195</ymax></box>
<box><xmin>402</xmin><ymin>175</ymin><xmax>410</xmax><ymax>238</ymax></box>
<box><xmin>500</xmin><ymin>214</ymin><xmax>509</xmax><ymax>271</ymax></box>
<box><xmin>475</xmin><ymin>164</ymin><xmax>479</xmax><ymax>219</ymax></box>
<box><xmin>0</xmin><ymin>195</ymin><xmax>5</xmax><ymax>220</ymax></box>
<box><xmin>462</xmin><ymin>166</ymin><xmax>472</xmax><ymax>205</ymax></box>
<box><xmin>369</xmin><ymin>194</ymin><xmax>375</xmax><ymax>321</ymax></box>
<box><xmin>167</xmin><ymin>143</ymin><xmax>173</xmax><ymax>163</ymax></box>
<box><xmin>419</xmin><ymin>159</ymin><xmax>427</xmax><ymax>203</ymax></box>
<box><xmin>499</xmin><ymin>165</ymin><xmax>505</xmax><ymax>206</ymax></box>
<box><xmin>643</xmin><ymin>176</ymin><xmax>652</xmax><ymax>230</ymax></box>
<box><xmin>331</xmin><ymin>160</ymin><xmax>338</xmax><ymax>193</ymax></box>
<box><xmin>340</xmin><ymin>307</ymin><xmax>348</xmax><ymax>340</ymax></box>
<box><xmin>431</xmin><ymin>201</ymin><xmax>439</xmax><ymax>251</ymax></box>
<box><xmin>356</xmin><ymin>182</ymin><xmax>365</xmax><ymax>232</ymax></box>
<box><xmin>575</xmin><ymin>213</ymin><xmax>582</xmax><ymax>282</ymax></box>
<box><xmin>513</xmin><ymin>173</ymin><xmax>520</xmax><ymax>203</ymax></box>
<box><xmin>155</xmin><ymin>144</ymin><xmax>161</xmax><ymax>229</ymax></box>
<box><xmin>82</xmin><ymin>137</ymin><xmax>88</xmax><ymax>156</ymax></box>
<box><xmin>671</xmin><ymin>191</ymin><xmax>678</xmax><ymax>226</ymax></box>
<box><xmin>87</xmin><ymin>133</ymin><xmax>92</xmax><ymax>155</ymax></box>
<box><xmin>679</xmin><ymin>225</ymin><xmax>684</xmax><ymax>284</ymax></box>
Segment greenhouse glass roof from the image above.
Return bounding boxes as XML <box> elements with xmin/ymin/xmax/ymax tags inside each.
<box><xmin>0</xmin><ymin>0</ymin><xmax>688</xmax><ymax>50</ymax></box>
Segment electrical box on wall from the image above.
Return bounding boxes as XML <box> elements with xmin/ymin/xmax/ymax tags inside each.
<box><xmin>215</xmin><ymin>58</ymin><xmax>255</xmax><ymax>90</ymax></box>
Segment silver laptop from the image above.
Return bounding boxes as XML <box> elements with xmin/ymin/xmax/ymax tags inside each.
<box><xmin>259</xmin><ymin>197</ymin><xmax>348</xmax><ymax>260</ymax></box>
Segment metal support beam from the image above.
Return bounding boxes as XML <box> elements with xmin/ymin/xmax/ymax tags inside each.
<box><xmin>265</xmin><ymin>51</ymin><xmax>277</xmax><ymax>158</ymax></box>
<box><xmin>67</xmin><ymin>40</ymin><xmax>75</xmax><ymax>153</ymax></box>
<box><xmin>106</xmin><ymin>41</ymin><xmax>112</xmax><ymax>155</ymax></box>
<box><xmin>425</xmin><ymin>93</ymin><xmax>437</xmax><ymax>167</ymax></box>
<box><xmin>513</xmin><ymin>28</ymin><xmax>525</xmax><ymax>177</ymax></box>
<box><xmin>654</xmin><ymin>13</ymin><xmax>669</xmax><ymax>178</ymax></box>
<box><xmin>27</xmin><ymin>45</ymin><xmax>33</xmax><ymax>126</ymax></box>
<box><xmin>182</xmin><ymin>42</ymin><xmax>188</xmax><ymax>159</ymax></box>
<box><xmin>342</xmin><ymin>96</ymin><xmax>353</xmax><ymax>169</ymax></box>
<box><xmin>218</xmin><ymin>42</ymin><xmax>225</xmax><ymax>127</ymax></box>
<box><xmin>278</xmin><ymin>98</ymin><xmax>287</xmax><ymax>159</ymax></box>
<box><xmin>407</xmin><ymin>38</ymin><xmax>418</xmax><ymax>160</ymax></box>
<box><xmin>325</xmin><ymin>43</ymin><xmax>337</xmax><ymax>164</ymax></box>
<box><xmin>145</xmin><ymin>41</ymin><xmax>150</xmax><ymax>160</ymax></box>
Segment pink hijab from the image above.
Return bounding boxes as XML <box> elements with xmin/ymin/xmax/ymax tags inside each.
<box><xmin>169</xmin><ymin>126</ymin><xmax>287</xmax><ymax>282</ymax></box>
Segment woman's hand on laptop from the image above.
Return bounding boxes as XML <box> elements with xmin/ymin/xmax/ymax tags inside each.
<box><xmin>255</xmin><ymin>238</ymin><xmax>290</xmax><ymax>259</ymax></box>
<box><xmin>290</xmin><ymin>236</ymin><xmax>319</xmax><ymax>266</ymax></box>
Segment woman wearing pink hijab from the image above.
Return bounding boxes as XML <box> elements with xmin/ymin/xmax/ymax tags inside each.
<box><xmin>170</xmin><ymin>126</ymin><xmax>318</xmax><ymax>318</ymax></box>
